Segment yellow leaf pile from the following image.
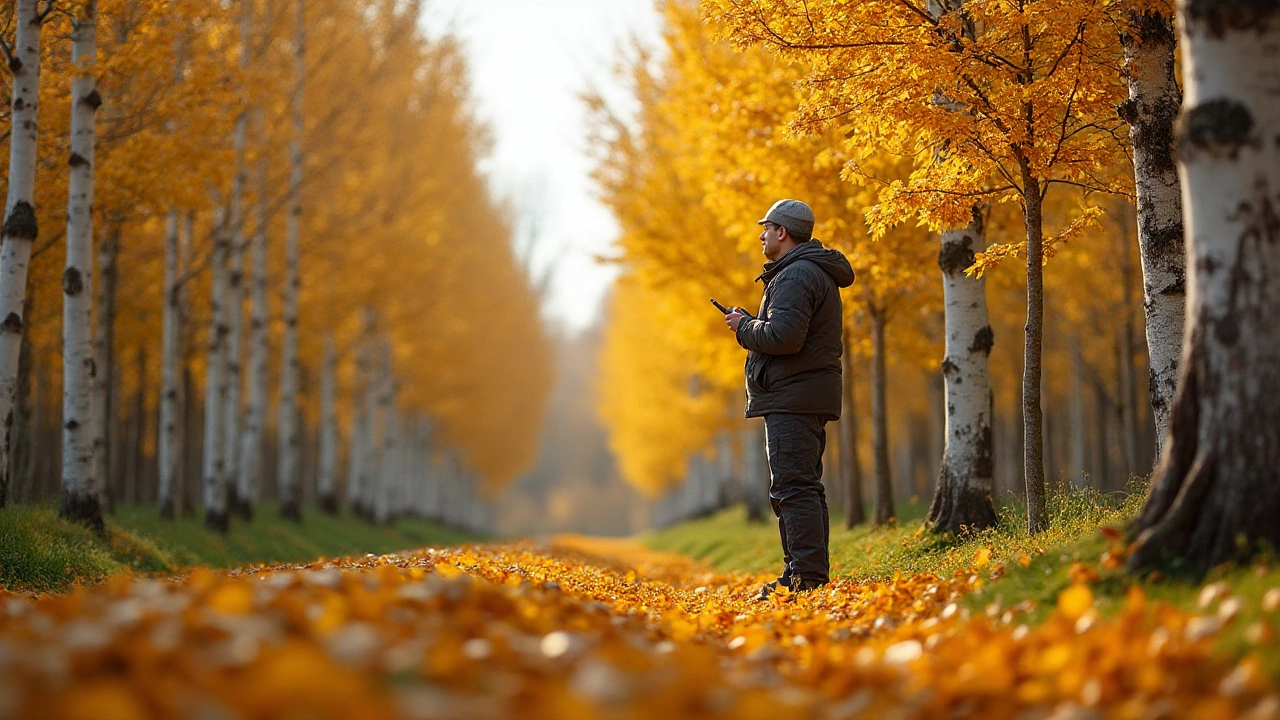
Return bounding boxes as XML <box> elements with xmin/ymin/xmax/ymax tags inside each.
<box><xmin>0</xmin><ymin>539</ymin><xmax>1275</xmax><ymax>719</ymax></box>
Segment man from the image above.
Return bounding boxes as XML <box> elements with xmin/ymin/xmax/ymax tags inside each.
<box><xmin>725</xmin><ymin>199</ymin><xmax>854</xmax><ymax>599</ymax></box>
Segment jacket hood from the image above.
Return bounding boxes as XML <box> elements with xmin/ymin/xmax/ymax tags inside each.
<box><xmin>759</xmin><ymin>240</ymin><xmax>855</xmax><ymax>288</ymax></box>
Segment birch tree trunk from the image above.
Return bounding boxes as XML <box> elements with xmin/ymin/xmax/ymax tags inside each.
<box><xmin>869</xmin><ymin>305</ymin><xmax>894</xmax><ymax>525</ymax></box>
<box><xmin>740</xmin><ymin>420</ymin><xmax>767</xmax><ymax>522</ymax></box>
<box><xmin>158</xmin><ymin>212</ymin><xmax>183</xmax><ymax>518</ymax></box>
<box><xmin>60</xmin><ymin>2</ymin><xmax>103</xmax><ymax>531</ymax></box>
<box><xmin>372</xmin><ymin>341</ymin><xmax>394</xmax><ymax>524</ymax></box>
<box><xmin>1128</xmin><ymin>0</ymin><xmax>1280</xmax><ymax>573</ymax></box>
<box><xmin>0</xmin><ymin>0</ymin><xmax>46</xmax><ymax>508</ymax></box>
<box><xmin>238</xmin><ymin>160</ymin><xmax>268</xmax><ymax>520</ymax></box>
<box><xmin>928</xmin><ymin>211</ymin><xmax>998</xmax><ymax>533</ymax></box>
<box><xmin>222</xmin><ymin>0</ymin><xmax>254</xmax><ymax>519</ymax></box>
<box><xmin>1019</xmin><ymin>159</ymin><xmax>1049</xmax><ymax>534</ymax></box>
<box><xmin>1119</xmin><ymin>9</ymin><xmax>1184</xmax><ymax>458</ymax></box>
<box><xmin>92</xmin><ymin>222</ymin><xmax>116</xmax><ymax>510</ymax></box>
<box><xmin>838</xmin><ymin>335</ymin><xmax>865</xmax><ymax>528</ymax></box>
<box><xmin>203</xmin><ymin>210</ymin><xmax>231</xmax><ymax>532</ymax></box>
<box><xmin>317</xmin><ymin>335</ymin><xmax>338</xmax><ymax>513</ymax></box>
<box><xmin>347</xmin><ymin>309</ymin><xmax>376</xmax><ymax>517</ymax></box>
<box><xmin>277</xmin><ymin>0</ymin><xmax>305</xmax><ymax>520</ymax></box>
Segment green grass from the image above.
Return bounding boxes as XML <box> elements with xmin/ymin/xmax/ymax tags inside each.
<box><xmin>1</xmin><ymin>501</ymin><xmax>480</xmax><ymax>594</ymax></box>
<box><xmin>642</xmin><ymin>481</ymin><xmax>1280</xmax><ymax>676</ymax></box>
<box><xmin>642</xmin><ymin>484</ymin><xmax>1141</xmax><ymax>587</ymax></box>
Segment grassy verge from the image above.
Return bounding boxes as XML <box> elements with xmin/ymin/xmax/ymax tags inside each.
<box><xmin>642</xmin><ymin>482</ymin><xmax>1280</xmax><ymax>674</ymax></box>
<box><xmin>0</xmin><ymin>501</ymin><xmax>479</xmax><ymax>594</ymax></box>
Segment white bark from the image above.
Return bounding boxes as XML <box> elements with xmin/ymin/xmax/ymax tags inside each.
<box><xmin>1129</xmin><ymin>0</ymin><xmax>1280</xmax><ymax>572</ymax></box>
<box><xmin>223</xmin><ymin>0</ymin><xmax>251</xmax><ymax>513</ymax></box>
<box><xmin>203</xmin><ymin>209</ymin><xmax>230</xmax><ymax>532</ymax></box>
<box><xmin>1120</xmin><ymin>10</ymin><xmax>1184</xmax><ymax>458</ymax></box>
<box><xmin>346</xmin><ymin>309</ymin><xmax>376</xmax><ymax>515</ymax></box>
<box><xmin>277</xmin><ymin>0</ymin><xmax>305</xmax><ymax>516</ymax></box>
<box><xmin>373</xmin><ymin>341</ymin><xmax>395</xmax><ymax>523</ymax></box>
<box><xmin>927</xmin><ymin>212</ymin><xmax>998</xmax><ymax>532</ymax></box>
<box><xmin>317</xmin><ymin>335</ymin><xmax>338</xmax><ymax>512</ymax></box>
<box><xmin>60</xmin><ymin>2</ymin><xmax>102</xmax><ymax>530</ymax></box>
<box><xmin>158</xmin><ymin>212</ymin><xmax>183</xmax><ymax>518</ymax></box>
<box><xmin>0</xmin><ymin>0</ymin><xmax>45</xmax><ymax>507</ymax></box>
<box><xmin>238</xmin><ymin>160</ymin><xmax>269</xmax><ymax>517</ymax></box>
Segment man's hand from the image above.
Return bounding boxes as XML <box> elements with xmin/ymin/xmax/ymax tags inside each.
<box><xmin>725</xmin><ymin>308</ymin><xmax>749</xmax><ymax>333</ymax></box>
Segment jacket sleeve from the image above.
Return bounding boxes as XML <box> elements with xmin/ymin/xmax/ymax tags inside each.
<box><xmin>735</xmin><ymin>269</ymin><xmax>815</xmax><ymax>355</ymax></box>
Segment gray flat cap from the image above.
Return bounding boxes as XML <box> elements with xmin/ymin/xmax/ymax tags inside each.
<box><xmin>757</xmin><ymin>199</ymin><xmax>815</xmax><ymax>238</ymax></box>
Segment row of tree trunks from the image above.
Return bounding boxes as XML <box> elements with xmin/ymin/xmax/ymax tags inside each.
<box><xmin>1129</xmin><ymin>0</ymin><xmax>1280</xmax><ymax>573</ymax></box>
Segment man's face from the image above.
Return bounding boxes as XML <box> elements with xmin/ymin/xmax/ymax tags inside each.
<box><xmin>759</xmin><ymin>222</ymin><xmax>788</xmax><ymax>261</ymax></box>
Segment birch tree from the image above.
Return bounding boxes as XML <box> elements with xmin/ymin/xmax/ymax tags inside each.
<box><xmin>1118</xmin><ymin>6</ymin><xmax>1184</xmax><ymax>458</ymax></box>
<box><xmin>1128</xmin><ymin>0</ymin><xmax>1280</xmax><ymax>573</ymax></box>
<box><xmin>203</xmin><ymin>209</ymin><xmax>231</xmax><ymax>532</ymax></box>
<box><xmin>237</xmin><ymin>160</ymin><xmax>269</xmax><ymax>519</ymax></box>
<box><xmin>60</xmin><ymin>0</ymin><xmax>103</xmax><ymax>531</ymax></box>
<box><xmin>0</xmin><ymin>0</ymin><xmax>52</xmax><ymax>508</ymax></box>
<box><xmin>277</xmin><ymin>0</ymin><xmax>304</xmax><ymax>520</ymax></box>
<box><xmin>838</xmin><ymin>339</ymin><xmax>865</xmax><ymax>528</ymax></box>
<box><xmin>223</xmin><ymin>0</ymin><xmax>252</xmax><ymax>517</ymax></box>
<box><xmin>158</xmin><ymin>212</ymin><xmax>183</xmax><ymax>518</ymax></box>
<box><xmin>928</xmin><ymin>210</ymin><xmax>998</xmax><ymax>532</ymax></box>
<box><xmin>317</xmin><ymin>335</ymin><xmax>338</xmax><ymax>514</ymax></box>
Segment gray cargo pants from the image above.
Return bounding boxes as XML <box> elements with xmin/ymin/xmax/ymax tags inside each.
<box><xmin>764</xmin><ymin>413</ymin><xmax>830</xmax><ymax>587</ymax></box>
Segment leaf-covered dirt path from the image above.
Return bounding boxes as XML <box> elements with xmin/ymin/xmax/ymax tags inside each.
<box><xmin>0</xmin><ymin>537</ymin><xmax>1274</xmax><ymax>719</ymax></box>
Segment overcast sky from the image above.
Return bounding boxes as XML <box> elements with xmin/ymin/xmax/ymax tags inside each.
<box><xmin>421</xmin><ymin>0</ymin><xmax>663</xmax><ymax>333</ymax></box>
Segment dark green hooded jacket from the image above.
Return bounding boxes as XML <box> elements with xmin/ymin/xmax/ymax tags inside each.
<box><xmin>735</xmin><ymin>240</ymin><xmax>855</xmax><ymax>420</ymax></box>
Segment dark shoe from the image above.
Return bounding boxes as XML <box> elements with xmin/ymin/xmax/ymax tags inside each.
<box><xmin>791</xmin><ymin>578</ymin><xmax>827</xmax><ymax>593</ymax></box>
<box><xmin>757</xmin><ymin>580</ymin><xmax>780</xmax><ymax>601</ymax></box>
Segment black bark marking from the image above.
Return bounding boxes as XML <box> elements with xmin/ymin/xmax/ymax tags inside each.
<box><xmin>969</xmin><ymin>326</ymin><xmax>994</xmax><ymax>355</ymax></box>
<box><xmin>1214</xmin><ymin>312</ymin><xmax>1240</xmax><ymax>345</ymax></box>
<box><xmin>3</xmin><ymin>201</ymin><xmax>38</xmax><ymax>240</ymax></box>
<box><xmin>320</xmin><ymin>494</ymin><xmax>339</xmax><ymax>515</ymax></box>
<box><xmin>1</xmin><ymin>313</ymin><xmax>22</xmax><ymax>334</ymax></box>
<box><xmin>11</xmin><ymin>97</ymin><xmax>23</xmax><ymax>112</ymax></box>
<box><xmin>65</xmin><ymin>418</ymin><xmax>79</xmax><ymax>431</ymax></box>
<box><xmin>62</xmin><ymin>267</ymin><xmax>85</xmax><ymax>296</ymax></box>
<box><xmin>60</xmin><ymin>490</ymin><xmax>105</xmax><ymax>536</ymax></box>
<box><xmin>1145</xmin><ymin>221</ymin><xmax>1185</xmax><ymax>259</ymax></box>
<box><xmin>1133</xmin><ymin>95</ymin><xmax>1181</xmax><ymax>175</ymax></box>
<box><xmin>1186</xmin><ymin>0</ymin><xmax>1280</xmax><ymax>37</ymax></box>
<box><xmin>205</xmin><ymin>508</ymin><xmax>230</xmax><ymax>534</ymax></box>
<box><xmin>1177</xmin><ymin>99</ymin><xmax>1255</xmax><ymax>158</ymax></box>
<box><xmin>938</xmin><ymin>236</ymin><xmax>976</xmax><ymax>275</ymax></box>
<box><xmin>81</xmin><ymin>89</ymin><xmax>102</xmax><ymax>110</ymax></box>
<box><xmin>1159</xmin><ymin>277</ymin><xmax>1185</xmax><ymax>296</ymax></box>
<box><xmin>1128</xmin><ymin>9</ymin><xmax>1177</xmax><ymax>45</ymax></box>
<box><xmin>975</xmin><ymin>424</ymin><xmax>995</xmax><ymax>479</ymax></box>
<box><xmin>941</xmin><ymin>358</ymin><xmax>959</xmax><ymax>375</ymax></box>
<box><xmin>68</xmin><ymin>152</ymin><xmax>90</xmax><ymax>168</ymax></box>
<box><xmin>1117</xmin><ymin>98</ymin><xmax>1138</xmax><ymax>125</ymax></box>
<box><xmin>8</xmin><ymin>56</ymin><xmax>21</xmax><ymax>73</ymax></box>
